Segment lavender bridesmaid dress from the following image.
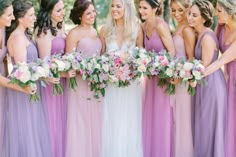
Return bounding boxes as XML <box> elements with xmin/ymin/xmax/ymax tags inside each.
<box><xmin>2</xmin><ymin>34</ymin><xmax>52</xmax><ymax>157</ymax></box>
<box><xmin>0</xmin><ymin>29</ymin><xmax>7</xmax><ymax>156</ymax></box>
<box><xmin>172</xmin><ymin>35</ymin><xmax>193</xmax><ymax>157</ymax></box>
<box><xmin>42</xmin><ymin>37</ymin><xmax>67</xmax><ymax>157</ymax></box>
<box><xmin>66</xmin><ymin>37</ymin><xmax>103</xmax><ymax>157</ymax></box>
<box><xmin>142</xmin><ymin>24</ymin><xmax>173</xmax><ymax>157</ymax></box>
<box><xmin>193</xmin><ymin>31</ymin><xmax>226</xmax><ymax>157</ymax></box>
<box><xmin>217</xmin><ymin>25</ymin><xmax>236</xmax><ymax>157</ymax></box>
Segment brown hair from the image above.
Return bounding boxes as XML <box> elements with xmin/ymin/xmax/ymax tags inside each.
<box><xmin>192</xmin><ymin>0</ymin><xmax>214</xmax><ymax>27</ymax></box>
<box><xmin>70</xmin><ymin>0</ymin><xmax>93</xmax><ymax>25</ymax></box>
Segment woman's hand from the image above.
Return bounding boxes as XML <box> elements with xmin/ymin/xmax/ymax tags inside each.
<box><xmin>67</xmin><ymin>69</ymin><xmax>76</xmax><ymax>78</ymax></box>
<box><xmin>46</xmin><ymin>77</ymin><xmax>60</xmax><ymax>84</ymax></box>
<box><xmin>189</xmin><ymin>80</ymin><xmax>197</xmax><ymax>87</ymax></box>
<box><xmin>23</xmin><ymin>84</ymin><xmax>37</xmax><ymax>95</ymax></box>
<box><xmin>169</xmin><ymin>78</ymin><xmax>180</xmax><ymax>85</ymax></box>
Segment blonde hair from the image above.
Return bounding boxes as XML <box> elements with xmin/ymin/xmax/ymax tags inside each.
<box><xmin>218</xmin><ymin>0</ymin><xmax>236</xmax><ymax>20</ymax></box>
<box><xmin>171</xmin><ymin>0</ymin><xmax>192</xmax><ymax>8</ymax></box>
<box><xmin>104</xmin><ymin>0</ymin><xmax>139</xmax><ymax>48</ymax></box>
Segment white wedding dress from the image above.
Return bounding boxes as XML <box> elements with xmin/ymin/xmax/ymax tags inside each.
<box><xmin>102</xmin><ymin>30</ymin><xmax>143</xmax><ymax>157</ymax></box>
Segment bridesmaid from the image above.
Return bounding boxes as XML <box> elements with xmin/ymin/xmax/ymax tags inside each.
<box><xmin>204</xmin><ymin>1</ymin><xmax>236</xmax><ymax>156</ymax></box>
<box><xmin>65</xmin><ymin>0</ymin><xmax>103</xmax><ymax>157</ymax></box>
<box><xmin>2</xmin><ymin>0</ymin><xmax>52</xmax><ymax>156</ymax></box>
<box><xmin>188</xmin><ymin>0</ymin><xmax>227</xmax><ymax>156</ymax></box>
<box><xmin>0</xmin><ymin>0</ymin><xmax>34</xmax><ymax>154</ymax></box>
<box><xmin>170</xmin><ymin>0</ymin><xmax>195</xmax><ymax>156</ymax></box>
<box><xmin>34</xmin><ymin>0</ymin><xmax>67</xmax><ymax>157</ymax></box>
<box><xmin>139</xmin><ymin>0</ymin><xmax>175</xmax><ymax>157</ymax></box>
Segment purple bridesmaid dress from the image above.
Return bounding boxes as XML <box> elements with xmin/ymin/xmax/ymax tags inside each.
<box><xmin>217</xmin><ymin>24</ymin><xmax>236</xmax><ymax>157</ymax></box>
<box><xmin>2</xmin><ymin>33</ymin><xmax>52</xmax><ymax>157</ymax></box>
<box><xmin>142</xmin><ymin>23</ymin><xmax>174</xmax><ymax>157</ymax></box>
<box><xmin>193</xmin><ymin>31</ymin><xmax>226</xmax><ymax>157</ymax></box>
<box><xmin>42</xmin><ymin>37</ymin><xmax>67</xmax><ymax>157</ymax></box>
<box><xmin>0</xmin><ymin>29</ymin><xmax>7</xmax><ymax>156</ymax></box>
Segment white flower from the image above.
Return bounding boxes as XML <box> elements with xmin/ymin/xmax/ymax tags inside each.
<box><xmin>165</xmin><ymin>68</ymin><xmax>174</xmax><ymax>77</ymax></box>
<box><xmin>139</xmin><ymin>48</ymin><xmax>146</xmax><ymax>54</ymax></box>
<box><xmin>183</xmin><ymin>62</ymin><xmax>194</xmax><ymax>71</ymax></box>
<box><xmin>31</xmin><ymin>73</ymin><xmax>40</xmax><ymax>81</ymax></box>
<box><xmin>138</xmin><ymin>64</ymin><xmax>147</xmax><ymax>72</ymax></box>
<box><xmin>179</xmin><ymin>70</ymin><xmax>186</xmax><ymax>78</ymax></box>
<box><xmin>36</xmin><ymin>66</ymin><xmax>47</xmax><ymax>78</ymax></box>
<box><xmin>102</xmin><ymin>64</ymin><xmax>109</xmax><ymax>72</ymax></box>
<box><xmin>20</xmin><ymin>70</ymin><xmax>31</xmax><ymax>83</ymax></box>
<box><xmin>192</xmin><ymin>70</ymin><xmax>202</xmax><ymax>80</ymax></box>
<box><xmin>55</xmin><ymin>60</ymin><xmax>66</xmax><ymax>71</ymax></box>
<box><xmin>95</xmin><ymin>64</ymin><xmax>101</xmax><ymax>69</ymax></box>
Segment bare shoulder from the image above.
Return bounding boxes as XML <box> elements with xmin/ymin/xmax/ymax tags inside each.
<box><xmin>156</xmin><ymin>18</ymin><xmax>169</xmax><ymax>29</ymax></box>
<box><xmin>8</xmin><ymin>32</ymin><xmax>25</xmax><ymax>46</ymax></box>
<box><xmin>183</xmin><ymin>26</ymin><xmax>195</xmax><ymax>35</ymax></box>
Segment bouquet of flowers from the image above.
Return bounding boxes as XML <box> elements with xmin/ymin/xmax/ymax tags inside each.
<box><xmin>9</xmin><ymin>60</ymin><xmax>49</xmax><ymax>103</ymax></box>
<box><xmin>61</xmin><ymin>50</ymin><xmax>84</xmax><ymax>91</ymax></box>
<box><xmin>130</xmin><ymin>47</ymin><xmax>153</xmax><ymax>78</ymax></box>
<box><xmin>176</xmin><ymin>59</ymin><xmax>205</xmax><ymax>95</ymax></box>
<box><xmin>49</xmin><ymin>54</ymin><xmax>66</xmax><ymax>95</ymax></box>
<box><xmin>107</xmin><ymin>51</ymin><xmax>135</xmax><ymax>87</ymax></box>
<box><xmin>83</xmin><ymin>54</ymin><xmax>110</xmax><ymax>98</ymax></box>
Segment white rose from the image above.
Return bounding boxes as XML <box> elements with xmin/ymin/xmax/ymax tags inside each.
<box><xmin>165</xmin><ymin>68</ymin><xmax>174</xmax><ymax>77</ymax></box>
<box><xmin>183</xmin><ymin>62</ymin><xmax>194</xmax><ymax>71</ymax></box>
<box><xmin>138</xmin><ymin>64</ymin><xmax>147</xmax><ymax>72</ymax></box>
<box><xmin>20</xmin><ymin>70</ymin><xmax>31</xmax><ymax>83</ymax></box>
<box><xmin>36</xmin><ymin>66</ymin><xmax>47</xmax><ymax>78</ymax></box>
<box><xmin>192</xmin><ymin>70</ymin><xmax>202</xmax><ymax>80</ymax></box>
<box><xmin>55</xmin><ymin>60</ymin><xmax>66</xmax><ymax>71</ymax></box>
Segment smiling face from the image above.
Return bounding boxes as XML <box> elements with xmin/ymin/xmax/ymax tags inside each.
<box><xmin>20</xmin><ymin>7</ymin><xmax>36</xmax><ymax>29</ymax></box>
<box><xmin>171</xmin><ymin>1</ymin><xmax>188</xmax><ymax>23</ymax></box>
<box><xmin>51</xmin><ymin>0</ymin><xmax>65</xmax><ymax>24</ymax></box>
<box><xmin>110</xmin><ymin>0</ymin><xmax>125</xmax><ymax>20</ymax></box>
<box><xmin>0</xmin><ymin>5</ymin><xmax>15</xmax><ymax>27</ymax></box>
<box><xmin>80</xmin><ymin>4</ymin><xmax>96</xmax><ymax>26</ymax></box>
<box><xmin>139</xmin><ymin>0</ymin><xmax>157</xmax><ymax>21</ymax></box>
<box><xmin>187</xmin><ymin>4</ymin><xmax>205</xmax><ymax>28</ymax></box>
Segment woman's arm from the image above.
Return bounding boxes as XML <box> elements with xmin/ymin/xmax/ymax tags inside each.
<box><xmin>65</xmin><ymin>28</ymin><xmax>79</xmax><ymax>53</ymax></box>
<box><xmin>183</xmin><ymin>27</ymin><xmax>196</xmax><ymax>60</ymax></box>
<box><xmin>136</xmin><ymin>25</ymin><xmax>144</xmax><ymax>48</ymax></box>
<box><xmin>201</xmin><ymin>34</ymin><xmax>216</xmax><ymax>67</ymax></box>
<box><xmin>36</xmin><ymin>32</ymin><xmax>52</xmax><ymax>59</ymax></box>
<box><xmin>99</xmin><ymin>26</ymin><xmax>106</xmax><ymax>54</ymax></box>
<box><xmin>204</xmin><ymin>39</ymin><xmax>236</xmax><ymax>76</ymax></box>
<box><xmin>156</xmin><ymin>21</ymin><xmax>175</xmax><ymax>56</ymax></box>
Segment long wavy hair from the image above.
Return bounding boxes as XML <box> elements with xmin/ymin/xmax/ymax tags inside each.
<box><xmin>34</xmin><ymin>0</ymin><xmax>62</xmax><ymax>37</ymax></box>
<box><xmin>6</xmin><ymin>0</ymin><xmax>33</xmax><ymax>42</ymax></box>
<box><xmin>104</xmin><ymin>0</ymin><xmax>140</xmax><ymax>49</ymax></box>
<box><xmin>0</xmin><ymin>0</ymin><xmax>12</xmax><ymax>16</ymax></box>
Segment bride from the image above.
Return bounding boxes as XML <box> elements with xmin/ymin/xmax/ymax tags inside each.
<box><xmin>99</xmin><ymin>0</ymin><xmax>144</xmax><ymax>157</ymax></box>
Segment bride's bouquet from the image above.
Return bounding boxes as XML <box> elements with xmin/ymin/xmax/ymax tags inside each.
<box><xmin>107</xmin><ymin>51</ymin><xmax>135</xmax><ymax>87</ymax></box>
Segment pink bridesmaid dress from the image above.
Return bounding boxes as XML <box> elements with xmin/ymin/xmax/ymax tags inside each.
<box><xmin>66</xmin><ymin>37</ymin><xmax>103</xmax><ymax>157</ymax></box>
